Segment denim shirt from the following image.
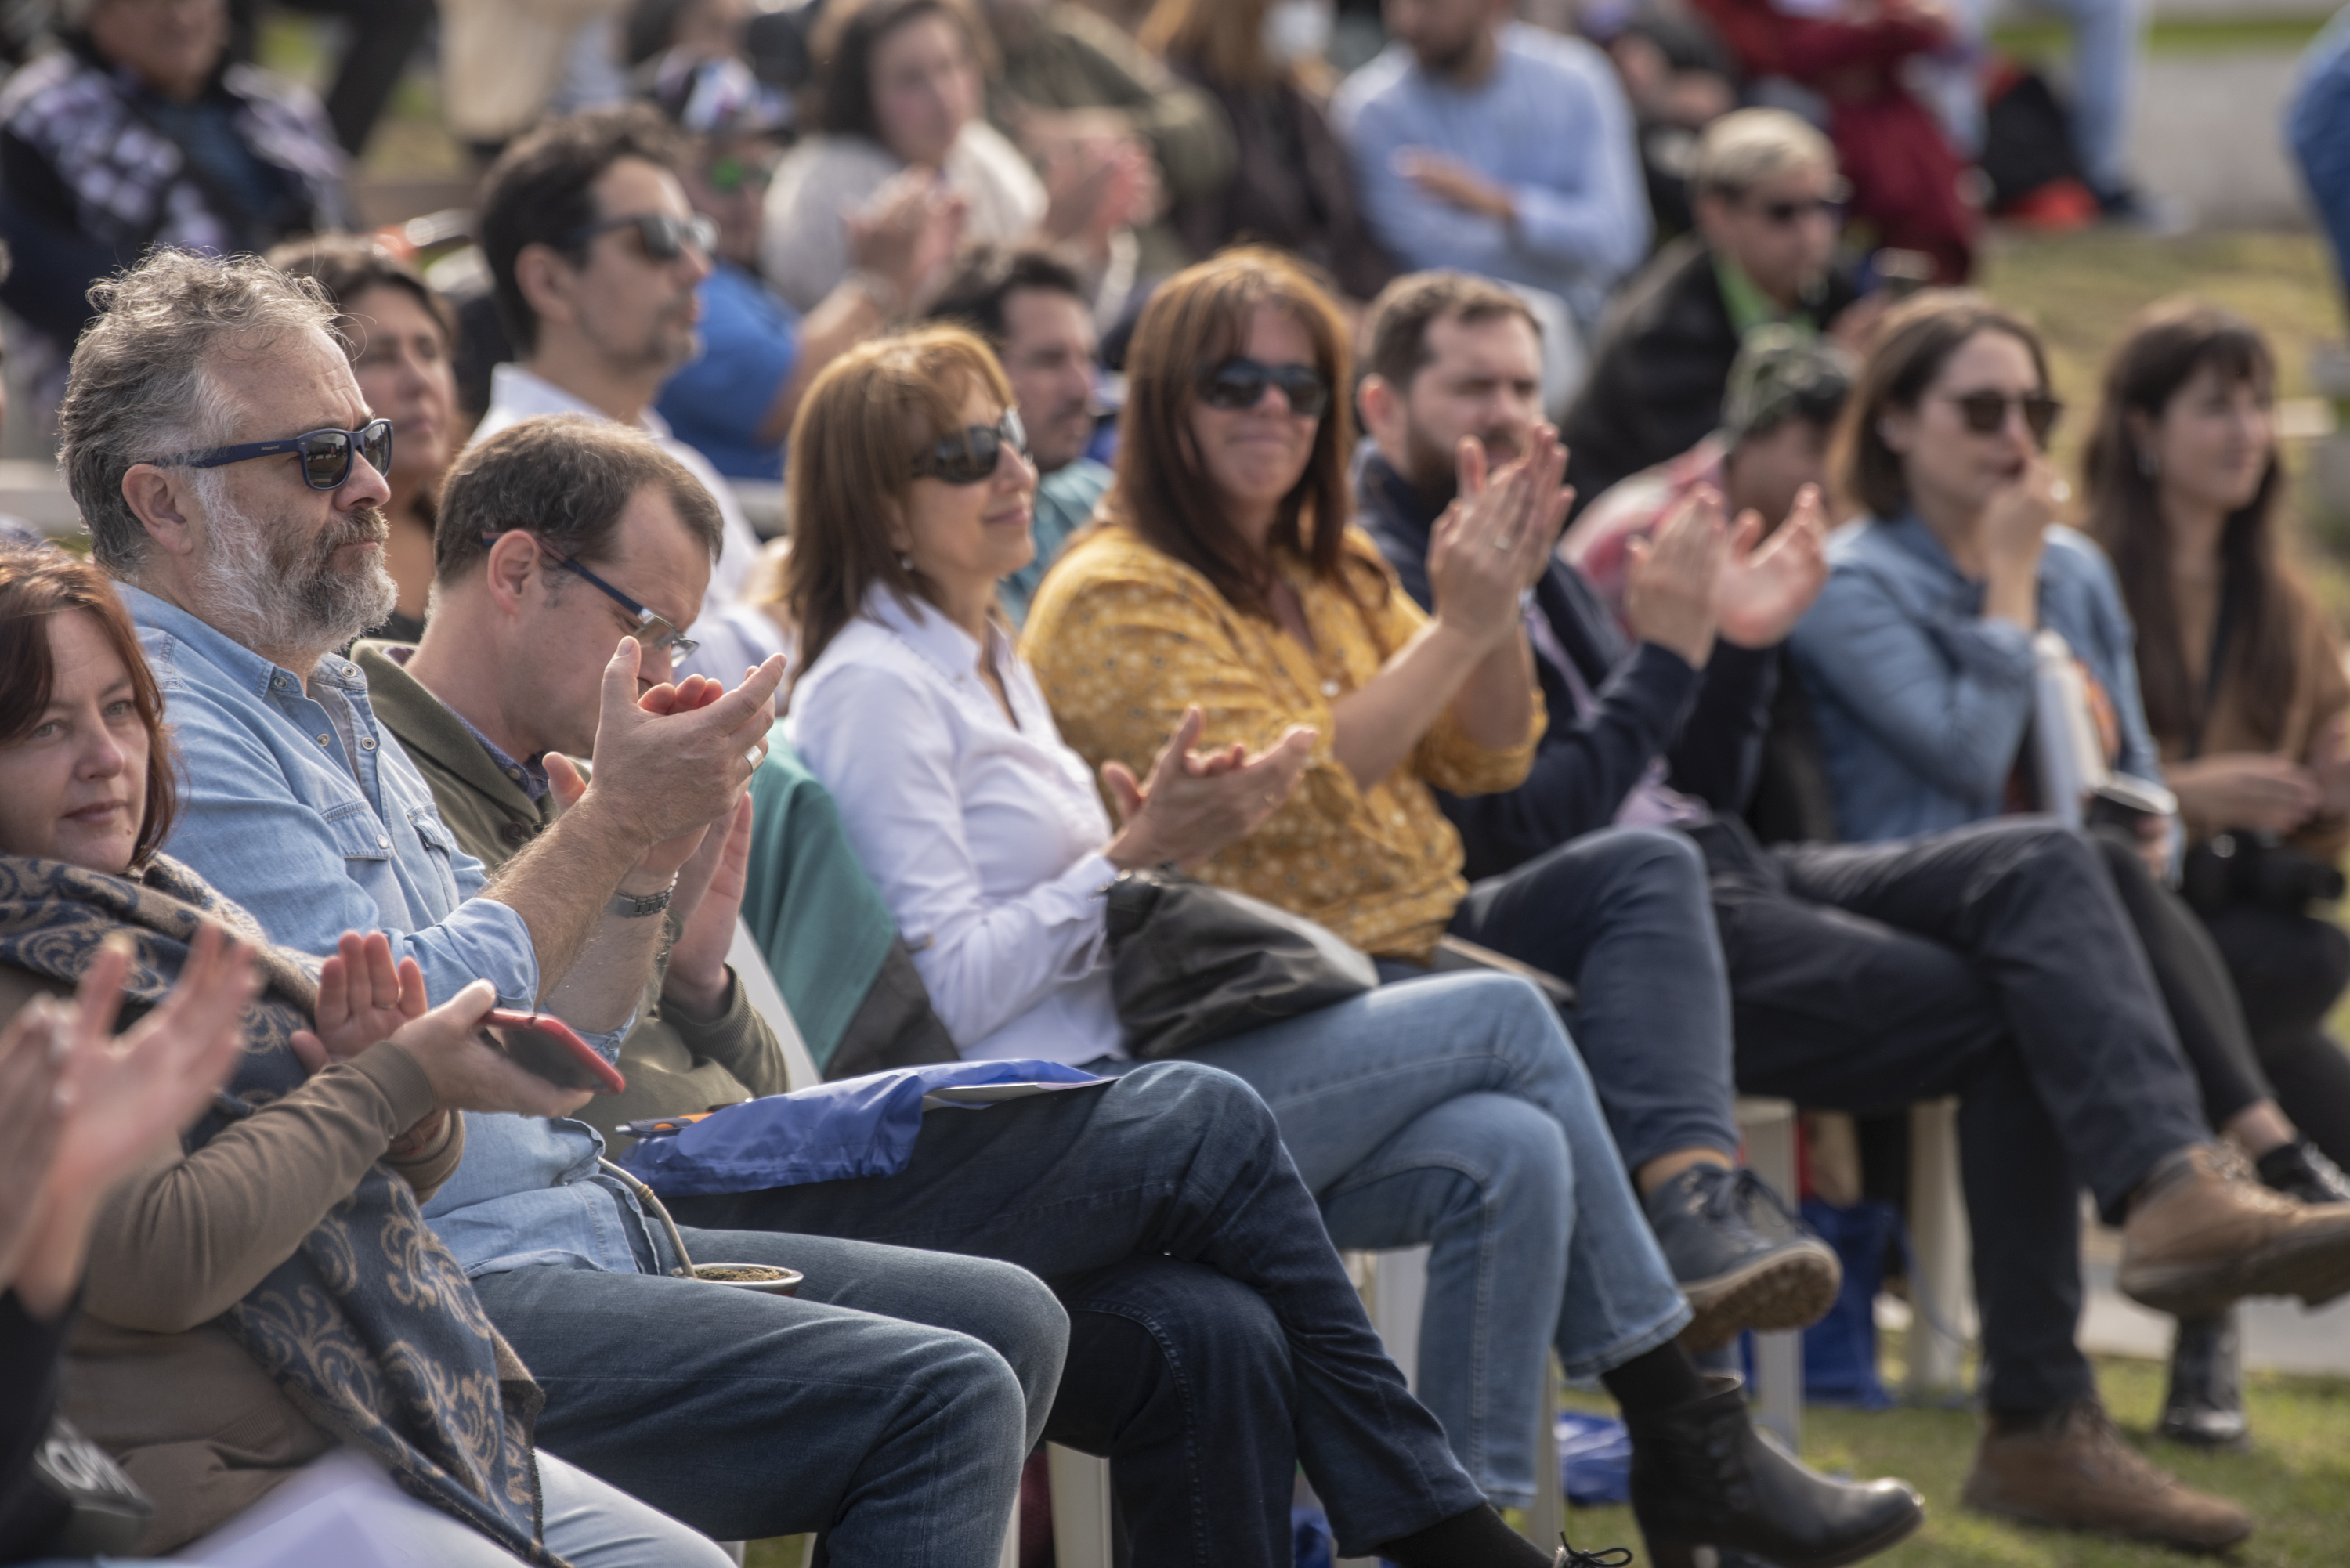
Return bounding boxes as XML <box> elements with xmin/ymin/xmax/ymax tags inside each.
<box><xmin>124</xmin><ymin>585</ymin><xmax>660</xmax><ymax>1279</ymax></box>
<box><xmin>1787</xmin><ymin>514</ymin><xmax>2159</xmax><ymax>842</ymax></box>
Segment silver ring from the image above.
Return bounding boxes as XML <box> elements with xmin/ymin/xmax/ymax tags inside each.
<box><xmin>1492</xmin><ymin>535</ymin><xmax>1511</xmax><ymax>551</ymax></box>
<box><xmin>744</xmin><ymin>746</ymin><xmax>765</xmax><ymax>769</ymax></box>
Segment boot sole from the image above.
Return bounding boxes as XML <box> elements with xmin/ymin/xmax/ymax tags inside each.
<box><xmin>1961</xmin><ymin>1481</ymin><xmax>2252</xmax><ymax>1553</ymax></box>
<box><xmin>1644</xmin><ymin>1494</ymin><xmax>1925</xmax><ymax>1568</ymax></box>
<box><xmin>2120</xmin><ymin>1221</ymin><xmax>2350</xmax><ymax>1320</ymax></box>
<box><xmin>1678</xmin><ymin>1241</ymin><xmax>1841</xmax><ymax>1353</ymax></box>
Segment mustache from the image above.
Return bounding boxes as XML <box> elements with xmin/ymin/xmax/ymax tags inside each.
<box><xmin>301</xmin><ymin>506</ymin><xmax>391</xmax><ymax>563</ymax></box>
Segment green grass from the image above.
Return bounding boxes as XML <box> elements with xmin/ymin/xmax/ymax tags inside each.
<box><xmin>1554</xmin><ymin>1331</ymin><xmax>2350</xmax><ymax>1566</ymax></box>
<box><xmin>1990</xmin><ymin>15</ymin><xmax>2331</xmax><ymax>60</ymax></box>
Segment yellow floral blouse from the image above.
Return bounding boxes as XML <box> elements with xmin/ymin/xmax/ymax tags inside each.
<box><xmin>1022</xmin><ymin>523</ymin><xmax>1542</xmax><ymax>961</ymax></box>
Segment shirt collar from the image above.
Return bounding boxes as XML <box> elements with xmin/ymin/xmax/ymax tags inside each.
<box><xmin>379</xmin><ymin>645</ymin><xmax>551</xmax><ymax>800</ymax></box>
<box><xmin>860</xmin><ymin>580</ymin><xmax>1013</xmax><ymax>686</ymax></box>
<box><xmin>488</xmin><ymin>363</ymin><xmax>674</xmax><ymax>443</ymax></box>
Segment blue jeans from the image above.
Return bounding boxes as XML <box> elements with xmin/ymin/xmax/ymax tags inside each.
<box><xmin>470</xmin><ymin>1230</ymin><xmax>1061</xmax><ymax>1564</ymax></box>
<box><xmin>1186</xmin><ymin>970</ymin><xmax>1690</xmax><ymax>1509</ymax></box>
<box><xmin>666</xmin><ymin>1060</ymin><xmax>1485</xmax><ymax>1559</ymax></box>
<box><xmin>1448</xmin><ymin>825</ymin><xmax>1743</xmax><ymax>1169</ymax></box>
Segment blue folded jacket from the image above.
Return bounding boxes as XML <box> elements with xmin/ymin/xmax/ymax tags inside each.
<box><xmin>616</xmin><ymin>1059</ymin><xmax>1108</xmax><ymax>1195</ymax></box>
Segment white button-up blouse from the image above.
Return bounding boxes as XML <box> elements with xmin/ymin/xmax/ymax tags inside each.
<box><xmin>786</xmin><ymin>585</ymin><xmax>1126</xmax><ymax>1066</ymax></box>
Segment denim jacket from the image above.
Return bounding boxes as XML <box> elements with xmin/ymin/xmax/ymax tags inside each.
<box><xmin>125</xmin><ymin>586</ymin><xmax>660</xmax><ymax>1279</ymax></box>
<box><xmin>1787</xmin><ymin>514</ymin><xmax>2159</xmax><ymax>842</ymax></box>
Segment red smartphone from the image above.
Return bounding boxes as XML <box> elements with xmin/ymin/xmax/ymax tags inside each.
<box><xmin>482</xmin><ymin>1008</ymin><xmax>627</xmax><ymax>1095</ymax></box>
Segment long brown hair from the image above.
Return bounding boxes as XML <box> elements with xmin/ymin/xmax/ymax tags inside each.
<box><xmin>808</xmin><ymin>0</ymin><xmax>998</xmax><ymax>143</ymax></box>
<box><xmin>2084</xmin><ymin>298</ymin><xmax>2300</xmax><ymax>751</ymax></box>
<box><xmin>782</xmin><ymin>324</ymin><xmax>1017</xmax><ymax>678</ymax></box>
<box><xmin>0</xmin><ymin>545</ymin><xmax>181</xmax><ymax>868</ymax></box>
<box><xmin>1109</xmin><ymin>247</ymin><xmax>1360</xmax><ymax>620</ymax></box>
<box><xmin>1834</xmin><ymin>289</ymin><xmax>2051</xmax><ymax>521</ymax></box>
<box><xmin>1141</xmin><ymin>0</ymin><xmax>1283</xmax><ymax>89</ymax></box>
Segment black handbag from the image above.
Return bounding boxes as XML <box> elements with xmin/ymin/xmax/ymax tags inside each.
<box><xmin>1103</xmin><ymin>868</ymin><xmax>1377</xmax><ymax>1059</ymax></box>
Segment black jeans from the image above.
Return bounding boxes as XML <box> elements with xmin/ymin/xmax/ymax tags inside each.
<box><xmin>1691</xmin><ymin>816</ymin><xmax>2208</xmax><ymax>1413</ymax></box>
<box><xmin>2086</xmin><ymin>830</ymin><xmax>2272</xmax><ymax>1127</ymax></box>
<box><xmin>667</xmin><ymin>1060</ymin><xmax>1480</xmax><ymax>1562</ymax></box>
<box><xmin>2200</xmin><ymin>899</ymin><xmax>2350</xmax><ymax>1166</ymax></box>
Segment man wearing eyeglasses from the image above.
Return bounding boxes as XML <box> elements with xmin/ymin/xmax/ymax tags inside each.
<box><xmin>1558</xmin><ymin>109</ymin><xmax>1864</xmax><ymax>517</ymax></box>
<box><xmin>472</xmin><ymin>103</ymin><xmax>789</xmax><ymax>682</ymax></box>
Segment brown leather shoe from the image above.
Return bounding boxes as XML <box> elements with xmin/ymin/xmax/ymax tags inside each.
<box><xmin>1960</xmin><ymin>1402</ymin><xmax>2251</xmax><ymax>1552</ymax></box>
<box><xmin>2118</xmin><ymin>1143</ymin><xmax>2350</xmax><ymax>1320</ymax></box>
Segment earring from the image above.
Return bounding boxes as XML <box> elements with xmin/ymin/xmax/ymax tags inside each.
<box><xmin>2137</xmin><ymin>447</ymin><xmax>2158</xmax><ymax>479</ymax></box>
<box><xmin>898</xmin><ymin>551</ymin><xmax>916</xmax><ymax>572</ymax></box>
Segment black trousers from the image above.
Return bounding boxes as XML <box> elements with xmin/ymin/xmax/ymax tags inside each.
<box><xmin>230</xmin><ymin>0</ymin><xmax>438</xmax><ymax>154</ymax></box>
<box><xmin>1691</xmin><ymin>816</ymin><xmax>2209</xmax><ymax>1413</ymax></box>
<box><xmin>2085</xmin><ymin>831</ymin><xmax>2272</xmax><ymax>1127</ymax></box>
<box><xmin>2200</xmin><ymin>900</ymin><xmax>2350</xmax><ymax>1167</ymax></box>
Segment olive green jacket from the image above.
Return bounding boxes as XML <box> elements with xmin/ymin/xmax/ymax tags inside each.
<box><xmin>354</xmin><ymin>641</ymin><xmax>787</xmax><ymax>1147</ymax></box>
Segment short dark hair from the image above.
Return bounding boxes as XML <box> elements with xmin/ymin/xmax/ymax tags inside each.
<box><xmin>266</xmin><ymin>233</ymin><xmax>457</xmax><ymax>348</ymax></box>
<box><xmin>925</xmin><ymin>246</ymin><xmax>1089</xmax><ymax>342</ymax></box>
<box><xmin>1361</xmin><ymin>271</ymin><xmax>1541</xmax><ymax>395</ymax></box>
<box><xmin>435</xmin><ymin>415</ymin><xmax>727</xmax><ymax>584</ymax></box>
<box><xmin>808</xmin><ymin>0</ymin><xmax>997</xmax><ymax>142</ymax></box>
<box><xmin>1836</xmin><ymin>290</ymin><xmax>2050</xmax><ymax>521</ymax></box>
<box><xmin>0</xmin><ymin>545</ymin><xmax>179</xmax><ymax>868</ymax></box>
<box><xmin>478</xmin><ymin>105</ymin><xmax>686</xmax><ymax>356</ymax></box>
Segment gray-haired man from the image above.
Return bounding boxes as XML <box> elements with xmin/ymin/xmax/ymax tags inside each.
<box><xmin>63</xmin><ymin>249</ymin><xmax>1065</xmax><ymax>1559</ymax></box>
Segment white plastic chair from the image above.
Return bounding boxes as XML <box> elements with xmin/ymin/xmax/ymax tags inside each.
<box><xmin>720</xmin><ymin>921</ymin><xmax>1028</xmax><ymax>1564</ymax></box>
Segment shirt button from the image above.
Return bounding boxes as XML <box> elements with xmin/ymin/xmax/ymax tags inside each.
<box><xmin>316</xmin><ymin>733</ymin><xmax>331</xmax><ymax>746</ymax></box>
<box><xmin>501</xmin><ymin>822</ymin><xmax>533</xmax><ymax>845</ymax></box>
<box><xmin>360</xmin><ymin>737</ymin><xmax>377</xmax><ymax>751</ymax></box>
<box><xmin>1321</xmin><ymin>680</ymin><xmax>1340</xmax><ymax>697</ymax></box>
<box><xmin>375</xmin><ymin>834</ymin><xmax>391</xmax><ymax>849</ymax></box>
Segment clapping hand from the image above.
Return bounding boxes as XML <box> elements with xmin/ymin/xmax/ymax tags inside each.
<box><xmin>1427</xmin><ymin>425</ymin><xmax>1573</xmax><ymax>652</ymax></box>
<box><xmin>1394</xmin><ymin>149</ymin><xmax>1517</xmax><ymax>223</ymax></box>
<box><xmin>292</xmin><ymin>930</ymin><xmax>425</xmax><ymax>1073</ymax></box>
<box><xmin>1624</xmin><ymin>486</ymin><xmax>1730</xmax><ymax>668</ymax></box>
<box><xmin>5</xmin><ymin>925</ymin><xmax>255</xmax><ymax>1317</ymax></box>
<box><xmin>1714</xmin><ymin>483</ymin><xmax>1829</xmax><ymax>649</ymax></box>
<box><xmin>1103</xmin><ymin>705</ymin><xmax>1319</xmax><ymax>871</ymax></box>
<box><xmin>664</xmin><ymin>793</ymin><xmax>756</xmax><ymax>1021</ymax></box>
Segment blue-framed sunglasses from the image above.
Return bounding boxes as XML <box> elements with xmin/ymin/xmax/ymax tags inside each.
<box><xmin>485</xmin><ymin>531</ymin><xmax>700</xmax><ymax>660</ymax></box>
<box><xmin>151</xmin><ymin>418</ymin><xmax>393</xmax><ymax>491</ymax></box>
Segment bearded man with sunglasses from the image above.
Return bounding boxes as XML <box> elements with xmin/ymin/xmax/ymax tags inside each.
<box><xmin>473</xmin><ymin>103</ymin><xmax>792</xmax><ymax>682</ymax></box>
<box><xmin>1560</xmin><ymin>109</ymin><xmax>1862</xmax><ymax>516</ymax></box>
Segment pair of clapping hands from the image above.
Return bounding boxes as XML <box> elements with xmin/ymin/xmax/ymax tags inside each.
<box><xmin>1623</xmin><ymin>482</ymin><xmax>1832</xmax><ymax>669</ymax></box>
<box><xmin>295</xmin><ymin>647</ymin><xmax>785</xmax><ymax>1127</ymax></box>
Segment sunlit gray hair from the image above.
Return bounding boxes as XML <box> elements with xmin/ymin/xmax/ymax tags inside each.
<box><xmin>60</xmin><ymin>249</ymin><xmax>342</xmax><ymax>573</ymax></box>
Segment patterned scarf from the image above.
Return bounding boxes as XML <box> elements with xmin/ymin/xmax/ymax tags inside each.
<box><xmin>0</xmin><ymin>854</ymin><xmax>564</xmax><ymax>1566</ymax></box>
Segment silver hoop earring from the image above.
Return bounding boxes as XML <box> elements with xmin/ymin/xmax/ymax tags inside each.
<box><xmin>898</xmin><ymin>552</ymin><xmax>916</xmax><ymax>572</ymax></box>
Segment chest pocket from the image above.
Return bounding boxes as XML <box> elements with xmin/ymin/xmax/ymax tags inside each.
<box><xmin>323</xmin><ymin>800</ymin><xmax>394</xmax><ymax>865</ymax></box>
<box><xmin>407</xmin><ymin>807</ymin><xmax>465</xmax><ymax>899</ymax></box>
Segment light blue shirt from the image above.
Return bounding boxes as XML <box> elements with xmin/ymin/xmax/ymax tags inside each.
<box><xmin>1332</xmin><ymin>24</ymin><xmax>1650</xmax><ymax>335</ymax></box>
<box><xmin>1788</xmin><ymin>514</ymin><xmax>2160</xmax><ymax>843</ymax></box>
<box><xmin>999</xmin><ymin>457</ymin><xmax>1111</xmax><ymax>629</ymax></box>
<box><xmin>125</xmin><ymin>585</ymin><xmax>660</xmax><ymax>1279</ymax></box>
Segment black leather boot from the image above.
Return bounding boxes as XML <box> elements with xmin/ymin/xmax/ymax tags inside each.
<box><xmin>1625</xmin><ymin>1375</ymin><xmax>1923</xmax><ymax>1568</ymax></box>
<box><xmin>2259</xmin><ymin>1137</ymin><xmax>2350</xmax><ymax>1203</ymax></box>
<box><xmin>2159</xmin><ymin>1310</ymin><xmax>2248</xmax><ymax>1448</ymax></box>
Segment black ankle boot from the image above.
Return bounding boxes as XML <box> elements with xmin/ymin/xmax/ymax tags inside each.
<box><xmin>2160</xmin><ymin>1310</ymin><xmax>2248</xmax><ymax>1448</ymax></box>
<box><xmin>1625</xmin><ymin>1375</ymin><xmax>1923</xmax><ymax>1568</ymax></box>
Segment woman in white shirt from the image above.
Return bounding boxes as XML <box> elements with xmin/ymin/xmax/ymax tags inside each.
<box><xmin>783</xmin><ymin>324</ymin><xmax>1920</xmax><ymax>1568</ymax></box>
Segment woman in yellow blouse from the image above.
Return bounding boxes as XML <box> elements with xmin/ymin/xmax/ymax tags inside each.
<box><xmin>1024</xmin><ymin>249</ymin><xmax>1843</xmax><ymax>1353</ymax></box>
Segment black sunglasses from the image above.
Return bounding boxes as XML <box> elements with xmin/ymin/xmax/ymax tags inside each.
<box><xmin>1943</xmin><ymin>389</ymin><xmax>2065</xmax><ymax>444</ymax></box>
<box><xmin>910</xmin><ymin>411</ymin><xmax>1029</xmax><ymax>485</ymax></box>
<box><xmin>484</xmin><ymin>531</ymin><xmax>700</xmax><ymax>659</ymax></box>
<box><xmin>1198</xmin><ymin>357</ymin><xmax>1330</xmax><ymax>419</ymax></box>
<box><xmin>153</xmin><ymin>418</ymin><xmax>393</xmax><ymax>491</ymax></box>
<box><xmin>559</xmin><ymin>211</ymin><xmax>718</xmax><ymax>262</ymax></box>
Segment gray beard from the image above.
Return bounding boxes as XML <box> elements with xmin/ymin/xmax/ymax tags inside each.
<box><xmin>194</xmin><ymin>472</ymin><xmax>398</xmax><ymax>669</ymax></box>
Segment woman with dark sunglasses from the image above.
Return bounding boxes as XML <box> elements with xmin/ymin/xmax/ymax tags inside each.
<box><xmin>1788</xmin><ymin>291</ymin><xmax>2349</xmax><ymax>1334</ymax></box>
<box><xmin>1010</xmin><ymin>251</ymin><xmax>1920</xmax><ymax>1566</ymax></box>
